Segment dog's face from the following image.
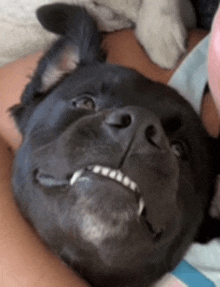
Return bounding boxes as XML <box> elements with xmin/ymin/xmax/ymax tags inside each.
<box><xmin>11</xmin><ymin>4</ymin><xmax>220</xmax><ymax>287</ymax></box>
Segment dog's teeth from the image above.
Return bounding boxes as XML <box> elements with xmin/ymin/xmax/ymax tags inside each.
<box><xmin>93</xmin><ymin>165</ymin><xmax>102</xmax><ymax>174</ymax></box>
<box><xmin>130</xmin><ymin>181</ymin><xmax>137</xmax><ymax>191</ymax></box>
<box><xmin>138</xmin><ymin>197</ymin><xmax>145</xmax><ymax>216</ymax></box>
<box><xmin>101</xmin><ymin>167</ymin><xmax>110</xmax><ymax>176</ymax></box>
<box><xmin>70</xmin><ymin>169</ymin><xmax>84</xmax><ymax>185</ymax></box>
<box><xmin>123</xmin><ymin>176</ymin><xmax>131</xmax><ymax>186</ymax></box>
<box><xmin>116</xmin><ymin>171</ymin><xmax>123</xmax><ymax>182</ymax></box>
<box><xmin>89</xmin><ymin>165</ymin><xmax>139</xmax><ymax>194</ymax></box>
<box><xmin>109</xmin><ymin>170</ymin><xmax>117</xmax><ymax>179</ymax></box>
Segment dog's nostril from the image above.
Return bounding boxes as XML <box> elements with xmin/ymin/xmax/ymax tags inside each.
<box><xmin>106</xmin><ymin>113</ymin><xmax>132</xmax><ymax>128</ymax></box>
<box><xmin>120</xmin><ymin>114</ymin><xmax>132</xmax><ymax>128</ymax></box>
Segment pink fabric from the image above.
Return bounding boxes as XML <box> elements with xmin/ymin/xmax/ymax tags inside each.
<box><xmin>155</xmin><ymin>274</ymin><xmax>188</xmax><ymax>287</ymax></box>
<box><xmin>208</xmin><ymin>4</ymin><xmax>220</xmax><ymax>115</ymax></box>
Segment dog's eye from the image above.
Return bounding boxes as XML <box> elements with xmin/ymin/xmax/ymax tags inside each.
<box><xmin>71</xmin><ymin>96</ymin><xmax>95</xmax><ymax>111</ymax></box>
<box><xmin>171</xmin><ymin>140</ymin><xmax>188</xmax><ymax>160</ymax></box>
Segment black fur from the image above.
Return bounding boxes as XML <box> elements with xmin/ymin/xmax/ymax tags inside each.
<box><xmin>191</xmin><ymin>0</ymin><xmax>219</xmax><ymax>29</ymax></box>
<box><xmin>11</xmin><ymin>4</ymin><xmax>220</xmax><ymax>286</ymax></box>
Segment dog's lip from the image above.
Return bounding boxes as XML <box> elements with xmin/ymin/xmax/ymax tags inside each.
<box><xmin>69</xmin><ymin>165</ymin><xmax>145</xmax><ymax>216</ymax></box>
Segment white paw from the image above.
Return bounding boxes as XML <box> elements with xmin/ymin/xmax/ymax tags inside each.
<box><xmin>85</xmin><ymin>3</ymin><xmax>133</xmax><ymax>31</ymax></box>
<box><xmin>135</xmin><ymin>8</ymin><xmax>187</xmax><ymax>69</ymax></box>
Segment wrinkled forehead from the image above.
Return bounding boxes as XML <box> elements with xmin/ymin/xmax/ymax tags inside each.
<box><xmin>53</xmin><ymin>63</ymin><xmax>147</xmax><ymax>104</ymax></box>
<box><xmin>57</xmin><ymin>63</ymin><xmax>141</xmax><ymax>91</ymax></box>
<box><xmin>53</xmin><ymin>62</ymin><xmax>183</xmax><ymax>112</ymax></box>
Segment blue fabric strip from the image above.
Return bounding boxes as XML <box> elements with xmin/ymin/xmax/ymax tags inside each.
<box><xmin>172</xmin><ymin>260</ymin><xmax>215</xmax><ymax>286</ymax></box>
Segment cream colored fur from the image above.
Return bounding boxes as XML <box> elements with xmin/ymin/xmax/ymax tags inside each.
<box><xmin>0</xmin><ymin>0</ymin><xmax>196</xmax><ymax>68</ymax></box>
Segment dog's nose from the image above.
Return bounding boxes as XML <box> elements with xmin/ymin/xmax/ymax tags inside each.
<box><xmin>104</xmin><ymin>107</ymin><xmax>165</xmax><ymax>148</ymax></box>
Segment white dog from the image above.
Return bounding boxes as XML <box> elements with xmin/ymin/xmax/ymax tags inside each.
<box><xmin>0</xmin><ymin>0</ymin><xmax>196</xmax><ymax>68</ymax></box>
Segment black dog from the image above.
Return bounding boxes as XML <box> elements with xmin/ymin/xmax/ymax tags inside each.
<box><xmin>11</xmin><ymin>4</ymin><xmax>220</xmax><ymax>287</ymax></box>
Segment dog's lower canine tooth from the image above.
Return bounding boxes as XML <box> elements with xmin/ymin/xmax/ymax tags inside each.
<box><xmin>138</xmin><ymin>198</ymin><xmax>145</xmax><ymax>216</ymax></box>
<box><xmin>70</xmin><ymin>169</ymin><xmax>84</xmax><ymax>185</ymax></box>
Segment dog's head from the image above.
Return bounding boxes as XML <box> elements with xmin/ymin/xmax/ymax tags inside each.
<box><xmin>11</xmin><ymin>4</ymin><xmax>220</xmax><ymax>287</ymax></box>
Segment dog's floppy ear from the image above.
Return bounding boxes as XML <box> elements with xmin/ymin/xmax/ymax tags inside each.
<box><xmin>10</xmin><ymin>4</ymin><xmax>100</xmax><ymax>132</ymax></box>
<box><xmin>32</xmin><ymin>3</ymin><xmax>99</xmax><ymax>95</ymax></box>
